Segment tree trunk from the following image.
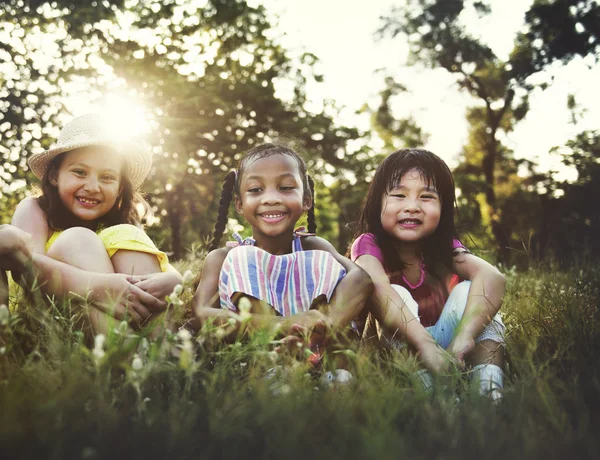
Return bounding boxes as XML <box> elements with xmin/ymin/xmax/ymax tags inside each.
<box><xmin>482</xmin><ymin>131</ymin><xmax>510</xmax><ymax>264</ymax></box>
<box><xmin>166</xmin><ymin>183</ymin><xmax>184</xmax><ymax>261</ymax></box>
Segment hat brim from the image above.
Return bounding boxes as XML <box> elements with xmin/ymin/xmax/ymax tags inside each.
<box><xmin>28</xmin><ymin>140</ymin><xmax>151</xmax><ymax>190</ymax></box>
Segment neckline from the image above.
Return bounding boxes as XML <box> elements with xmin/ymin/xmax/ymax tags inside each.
<box><xmin>401</xmin><ymin>262</ymin><xmax>426</xmax><ymax>289</ymax></box>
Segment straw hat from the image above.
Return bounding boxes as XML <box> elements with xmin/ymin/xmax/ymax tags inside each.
<box><xmin>28</xmin><ymin>113</ymin><xmax>153</xmax><ymax>190</ymax></box>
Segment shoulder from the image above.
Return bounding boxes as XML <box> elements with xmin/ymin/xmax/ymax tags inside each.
<box><xmin>350</xmin><ymin>233</ymin><xmax>382</xmax><ymax>262</ymax></box>
<box><xmin>299</xmin><ymin>235</ymin><xmax>337</xmax><ymax>252</ymax></box>
<box><xmin>11</xmin><ymin>197</ymin><xmax>49</xmax><ymax>240</ymax></box>
<box><xmin>14</xmin><ymin>196</ymin><xmax>44</xmax><ymax>215</ymax></box>
<box><xmin>204</xmin><ymin>247</ymin><xmax>233</xmax><ymax>267</ymax></box>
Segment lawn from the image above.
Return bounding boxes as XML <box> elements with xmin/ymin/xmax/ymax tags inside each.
<box><xmin>1</xmin><ymin>261</ymin><xmax>599</xmax><ymax>460</ymax></box>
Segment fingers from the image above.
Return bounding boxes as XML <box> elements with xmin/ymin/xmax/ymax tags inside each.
<box><xmin>132</xmin><ymin>285</ymin><xmax>167</xmax><ymax>313</ymax></box>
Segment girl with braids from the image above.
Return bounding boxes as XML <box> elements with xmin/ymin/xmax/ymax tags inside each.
<box><xmin>190</xmin><ymin>143</ymin><xmax>372</xmax><ymax>366</ymax></box>
<box><xmin>350</xmin><ymin>149</ymin><xmax>506</xmax><ymax>401</ymax></box>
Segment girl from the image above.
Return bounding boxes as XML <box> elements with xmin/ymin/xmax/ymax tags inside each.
<box><xmin>10</xmin><ymin>113</ymin><xmax>182</xmax><ymax>337</ymax></box>
<box><xmin>351</xmin><ymin>148</ymin><xmax>506</xmax><ymax>400</ymax></box>
<box><xmin>190</xmin><ymin>143</ymin><xmax>372</xmax><ymax>365</ymax></box>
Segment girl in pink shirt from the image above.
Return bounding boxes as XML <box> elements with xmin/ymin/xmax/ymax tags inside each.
<box><xmin>351</xmin><ymin>148</ymin><xmax>506</xmax><ymax>401</ymax></box>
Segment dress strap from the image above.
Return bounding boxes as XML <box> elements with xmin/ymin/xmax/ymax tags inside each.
<box><xmin>225</xmin><ymin>232</ymin><xmax>256</xmax><ymax>248</ymax></box>
<box><xmin>292</xmin><ymin>227</ymin><xmax>316</xmax><ymax>253</ymax></box>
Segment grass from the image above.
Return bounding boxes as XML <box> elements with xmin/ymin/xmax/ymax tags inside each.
<box><xmin>1</xmin><ymin>261</ymin><xmax>599</xmax><ymax>459</ymax></box>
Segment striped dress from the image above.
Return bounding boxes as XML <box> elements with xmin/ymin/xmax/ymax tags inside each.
<box><xmin>218</xmin><ymin>232</ymin><xmax>347</xmax><ymax>316</ymax></box>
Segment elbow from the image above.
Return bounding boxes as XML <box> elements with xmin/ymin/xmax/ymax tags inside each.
<box><xmin>355</xmin><ymin>266</ymin><xmax>374</xmax><ymax>299</ymax></box>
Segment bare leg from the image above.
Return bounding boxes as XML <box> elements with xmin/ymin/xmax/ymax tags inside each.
<box><xmin>47</xmin><ymin>227</ymin><xmax>116</xmax><ymax>338</ymax></box>
<box><xmin>467</xmin><ymin>339</ymin><xmax>504</xmax><ymax>368</ymax></box>
<box><xmin>112</xmin><ymin>249</ymin><xmax>174</xmax><ymax>338</ymax></box>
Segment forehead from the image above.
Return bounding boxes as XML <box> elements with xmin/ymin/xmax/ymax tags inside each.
<box><xmin>242</xmin><ymin>154</ymin><xmax>302</xmax><ymax>180</ymax></box>
<box><xmin>61</xmin><ymin>146</ymin><xmax>123</xmax><ymax>170</ymax></box>
<box><xmin>390</xmin><ymin>168</ymin><xmax>436</xmax><ymax>190</ymax></box>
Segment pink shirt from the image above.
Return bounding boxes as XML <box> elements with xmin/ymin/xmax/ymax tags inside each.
<box><xmin>351</xmin><ymin>233</ymin><xmax>463</xmax><ymax>326</ymax></box>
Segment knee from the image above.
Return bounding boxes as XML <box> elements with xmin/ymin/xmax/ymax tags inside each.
<box><xmin>47</xmin><ymin>227</ymin><xmax>104</xmax><ymax>258</ymax></box>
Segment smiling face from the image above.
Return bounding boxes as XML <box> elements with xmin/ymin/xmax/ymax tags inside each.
<box><xmin>52</xmin><ymin>146</ymin><xmax>123</xmax><ymax>222</ymax></box>
<box><xmin>380</xmin><ymin>168</ymin><xmax>442</xmax><ymax>247</ymax></box>
<box><xmin>235</xmin><ymin>153</ymin><xmax>312</xmax><ymax>247</ymax></box>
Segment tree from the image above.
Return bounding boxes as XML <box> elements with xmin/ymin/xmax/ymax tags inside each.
<box><xmin>380</xmin><ymin>0</ymin><xmax>600</xmax><ymax>262</ymax></box>
<box><xmin>1</xmin><ymin>0</ymin><xmax>363</xmax><ymax>257</ymax></box>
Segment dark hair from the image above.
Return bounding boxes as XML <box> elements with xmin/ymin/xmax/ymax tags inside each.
<box><xmin>209</xmin><ymin>143</ymin><xmax>316</xmax><ymax>251</ymax></box>
<box><xmin>37</xmin><ymin>151</ymin><xmax>151</xmax><ymax>231</ymax></box>
<box><xmin>356</xmin><ymin>148</ymin><xmax>459</xmax><ymax>279</ymax></box>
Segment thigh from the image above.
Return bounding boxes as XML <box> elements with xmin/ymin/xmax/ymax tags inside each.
<box><xmin>427</xmin><ymin>281</ymin><xmax>471</xmax><ymax>348</ymax></box>
<box><xmin>111</xmin><ymin>249</ymin><xmax>161</xmax><ymax>275</ymax></box>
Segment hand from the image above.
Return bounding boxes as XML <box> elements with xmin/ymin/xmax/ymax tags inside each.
<box><xmin>446</xmin><ymin>334</ymin><xmax>476</xmax><ymax>370</ymax></box>
<box><xmin>0</xmin><ymin>224</ymin><xmax>33</xmax><ymax>271</ymax></box>
<box><xmin>127</xmin><ymin>271</ymin><xmax>183</xmax><ymax>301</ymax></box>
<box><xmin>276</xmin><ymin>311</ymin><xmax>332</xmax><ymax>364</ymax></box>
<box><xmin>91</xmin><ymin>273</ymin><xmax>167</xmax><ymax>326</ymax></box>
<box><xmin>417</xmin><ymin>341</ymin><xmax>460</xmax><ymax>375</ymax></box>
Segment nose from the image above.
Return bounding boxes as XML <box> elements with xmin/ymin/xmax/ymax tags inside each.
<box><xmin>402</xmin><ymin>196</ymin><xmax>420</xmax><ymax>213</ymax></box>
<box><xmin>261</xmin><ymin>188</ymin><xmax>282</xmax><ymax>205</ymax></box>
<box><xmin>83</xmin><ymin>175</ymin><xmax>100</xmax><ymax>193</ymax></box>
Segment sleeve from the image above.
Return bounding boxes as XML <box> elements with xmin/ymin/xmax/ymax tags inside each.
<box><xmin>350</xmin><ymin>233</ymin><xmax>385</xmax><ymax>265</ymax></box>
<box><xmin>452</xmin><ymin>238</ymin><xmax>466</xmax><ymax>250</ymax></box>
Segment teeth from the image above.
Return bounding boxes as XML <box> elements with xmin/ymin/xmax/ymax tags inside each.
<box><xmin>262</xmin><ymin>213</ymin><xmax>284</xmax><ymax>218</ymax></box>
<box><xmin>400</xmin><ymin>220</ymin><xmax>420</xmax><ymax>224</ymax></box>
<box><xmin>78</xmin><ymin>197</ymin><xmax>99</xmax><ymax>204</ymax></box>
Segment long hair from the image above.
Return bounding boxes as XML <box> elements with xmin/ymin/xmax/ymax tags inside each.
<box><xmin>209</xmin><ymin>143</ymin><xmax>316</xmax><ymax>251</ymax></box>
<box><xmin>355</xmin><ymin>148</ymin><xmax>459</xmax><ymax>280</ymax></box>
<box><xmin>37</xmin><ymin>152</ymin><xmax>151</xmax><ymax>231</ymax></box>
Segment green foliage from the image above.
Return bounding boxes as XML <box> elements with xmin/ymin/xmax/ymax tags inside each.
<box><xmin>2</xmin><ymin>262</ymin><xmax>600</xmax><ymax>458</ymax></box>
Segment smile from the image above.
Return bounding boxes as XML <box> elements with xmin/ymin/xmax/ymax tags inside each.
<box><xmin>76</xmin><ymin>197</ymin><xmax>101</xmax><ymax>206</ymax></box>
<box><xmin>398</xmin><ymin>218</ymin><xmax>422</xmax><ymax>225</ymax></box>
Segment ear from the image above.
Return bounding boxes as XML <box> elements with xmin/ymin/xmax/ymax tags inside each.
<box><xmin>235</xmin><ymin>196</ymin><xmax>243</xmax><ymax>214</ymax></box>
<box><xmin>303</xmin><ymin>195</ymin><xmax>313</xmax><ymax>212</ymax></box>
<box><xmin>49</xmin><ymin>170</ymin><xmax>58</xmax><ymax>187</ymax></box>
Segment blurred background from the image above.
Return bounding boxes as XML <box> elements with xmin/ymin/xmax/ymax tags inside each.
<box><xmin>1</xmin><ymin>0</ymin><xmax>599</xmax><ymax>268</ymax></box>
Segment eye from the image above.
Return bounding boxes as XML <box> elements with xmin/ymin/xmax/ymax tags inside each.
<box><xmin>102</xmin><ymin>174</ymin><xmax>117</xmax><ymax>181</ymax></box>
<box><xmin>421</xmin><ymin>194</ymin><xmax>437</xmax><ymax>199</ymax></box>
<box><xmin>279</xmin><ymin>186</ymin><xmax>295</xmax><ymax>192</ymax></box>
<box><xmin>247</xmin><ymin>187</ymin><xmax>262</xmax><ymax>193</ymax></box>
<box><xmin>72</xmin><ymin>169</ymin><xmax>86</xmax><ymax>176</ymax></box>
<box><xmin>390</xmin><ymin>193</ymin><xmax>405</xmax><ymax>199</ymax></box>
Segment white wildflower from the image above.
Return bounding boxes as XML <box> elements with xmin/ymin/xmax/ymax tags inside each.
<box><xmin>0</xmin><ymin>346</ymin><xmax>6</xmax><ymax>355</ymax></box>
<box><xmin>214</xmin><ymin>328</ymin><xmax>226</xmax><ymax>339</ymax></box>
<box><xmin>92</xmin><ymin>334</ymin><xmax>106</xmax><ymax>361</ymax></box>
<box><xmin>238</xmin><ymin>297</ymin><xmax>251</xmax><ymax>314</ymax></box>
<box><xmin>228</xmin><ymin>317</ymin><xmax>237</xmax><ymax>326</ymax></box>
<box><xmin>132</xmin><ymin>354</ymin><xmax>143</xmax><ymax>371</ymax></box>
<box><xmin>182</xmin><ymin>270</ymin><xmax>194</xmax><ymax>286</ymax></box>
<box><xmin>177</xmin><ymin>328</ymin><xmax>192</xmax><ymax>342</ymax></box>
<box><xmin>118</xmin><ymin>320</ymin><xmax>129</xmax><ymax>334</ymax></box>
<box><xmin>172</xmin><ymin>284</ymin><xmax>183</xmax><ymax>296</ymax></box>
<box><xmin>0</xmin><ymin>304</ymin><xmax>9</xmax><ymax>326</ymax></box>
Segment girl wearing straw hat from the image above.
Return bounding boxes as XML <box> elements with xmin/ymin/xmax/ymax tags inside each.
<box><xmin>9</xmin><ymin>113</ymin><xmax>182</xmax><ymax>338</ymax></box>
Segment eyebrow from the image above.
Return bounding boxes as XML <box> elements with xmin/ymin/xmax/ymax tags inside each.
<box><xmin>69</xmin><ymin>162</ymin><xmax>120</xmax><ymax>176</ymax></box>
<box><xmin>245</xmin><ymin>173</ymin><xmax>298</xmax><ymax>181</ymax></box>
<box><xmin>391</xmin><ymin>184</ymin><xmax>439</xmax><ymax>193</ymax></box>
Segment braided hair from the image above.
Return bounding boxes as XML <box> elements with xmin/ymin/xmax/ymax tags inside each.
<box><xmin>209</xmin><ymin>143</ymin><xmax>316</xmax><ymax>250</ymax></box>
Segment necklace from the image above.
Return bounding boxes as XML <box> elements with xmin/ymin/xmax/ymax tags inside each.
<box><xmin>401</xmin><ymin>262</ymin><xmax>426</xmax><ymax>289</ymax></box>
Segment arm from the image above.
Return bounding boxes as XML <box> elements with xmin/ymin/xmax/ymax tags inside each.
<box><xmin>0</xmin><ymin>224</ymin><xmax>33</xmax><ymax>271</ymax></box>
<box><xmin>446</xmin><ymin>251</ymin><xmax>506</xmax><ymax>362</ymax></box>
<box><xmin>191</xmin><ymin>248</ymin><xmax>327</xmax><ymax>337</ymax></box>
<box><xmin>355</xmin><ymin>254</ymin><xmax>457</xmax><ymax>374</ymax></box>
<box><xmin>303</xmin><ymin>236</ymin><xmax>373</xmax><ymax>330</ymax></box>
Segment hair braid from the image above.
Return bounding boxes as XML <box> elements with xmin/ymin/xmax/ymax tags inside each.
<box><xmin>306</xmin><ymin>175</ymin><xmax>317</xmax><ymax>234</ymax></box>
<box><xmin>209</xmin><ymin>171</ymin><xmax>236</xmax><ymax>251</ymax></box>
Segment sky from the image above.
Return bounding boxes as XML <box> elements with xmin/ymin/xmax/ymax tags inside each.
<box><xmin>255</xmin><ymin>0</ymin><xmax>600</xmax><ymax>180</ymax></box>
